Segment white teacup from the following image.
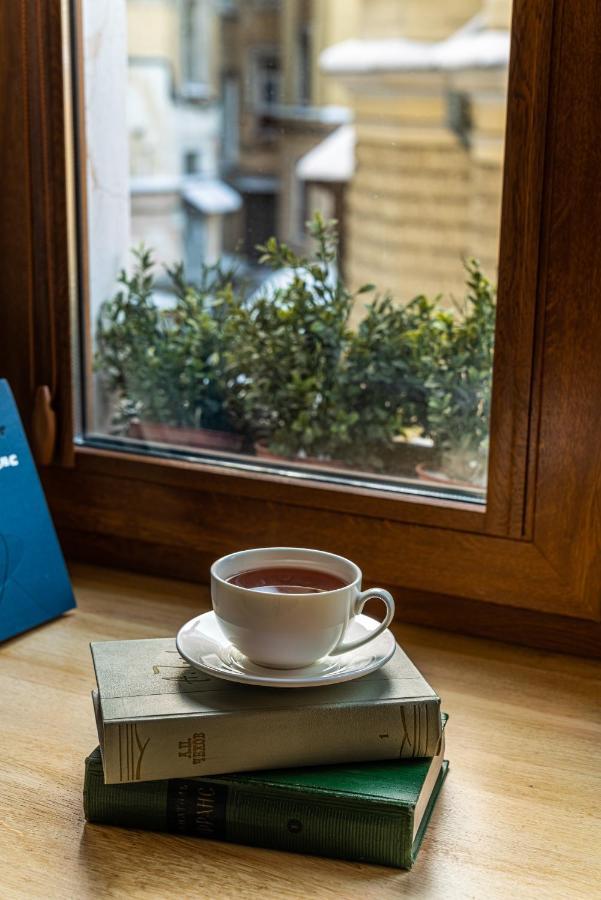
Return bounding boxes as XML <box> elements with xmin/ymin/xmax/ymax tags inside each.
<box><xmin>210</xmin><ymin>547</ymin><xmax>395</xmax><ymax>669</ymax></box>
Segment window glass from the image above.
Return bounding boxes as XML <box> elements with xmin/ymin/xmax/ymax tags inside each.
<box><xmin>78</xmin><ymin>0</ymin><xmax>511</xmax><ymax>500</ymax></box>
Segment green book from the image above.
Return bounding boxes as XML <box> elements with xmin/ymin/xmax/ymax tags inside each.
<box><xmin>83</xmin><ymin>730</ymin><xmax>448</xmax><ymax>869</ymax></box>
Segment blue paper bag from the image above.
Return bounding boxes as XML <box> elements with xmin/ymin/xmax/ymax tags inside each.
<box><xmin>0</xmin><ymin>380</ymin><xmax>75</xmax><ymax>641</ymax></box>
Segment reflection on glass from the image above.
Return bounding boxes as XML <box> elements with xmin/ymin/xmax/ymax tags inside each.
<box><xmin>81</xmin><ymin>0</ymin><xmax>511</xmax><ymax>497</ymax></box>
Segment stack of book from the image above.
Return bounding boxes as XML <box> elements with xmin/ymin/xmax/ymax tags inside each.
<box><xmin>84</xmin><ymin>637</ymin><xmax>448</xmax><ymax>869</ymax></box>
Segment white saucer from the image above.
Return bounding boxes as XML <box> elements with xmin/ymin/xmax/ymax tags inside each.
<box><xmin>176</xmin><ymin>611</ymin><xmax>396</xmax><ymax>688</ymax></box>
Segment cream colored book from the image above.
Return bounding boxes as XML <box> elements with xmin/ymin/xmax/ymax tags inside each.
<box><xmin>90</xmin><ymin>638</ymin><xmax>442</xmax><ymax>784</ymax></box>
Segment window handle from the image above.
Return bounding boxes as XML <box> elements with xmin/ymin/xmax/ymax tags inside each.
<box><xmin>31</xmin><ymin>385</ymin><xmax>56</xmax><ymax>466</ymax></box>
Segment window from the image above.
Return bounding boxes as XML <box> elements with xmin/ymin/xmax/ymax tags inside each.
<box><xmin>81</xmin><ymin>0</ymin><xmax>509</xmax><ymax>501</ymax></box>
<box><xmin>298</xmin><ymin>22</ymin><xmax>312</xmax><ymax>105</ymax></box>
<box><xmin>253</xmin><ymin>50</ymin><xmax>280</xmax><ymax>108</ymax></box>
<box><xmin>2</xmin><ymin>0</ymin><xmax>600</xmax><ymax>656</ymax></box>
<box><xmin>181</xmin><ymin>0</ymin><xmax>203</xmax><ymax>87</ymax></box>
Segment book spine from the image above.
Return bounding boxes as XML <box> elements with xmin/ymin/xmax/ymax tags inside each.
<box><xmin>84</xmin><ymin>758</ymin><xmax>412</xmax><ymax>868</ymax></box>
<box><xmin>101</xmin><ymin>697</ymin><xmax>441</xmax><ymax>784</ymax></box>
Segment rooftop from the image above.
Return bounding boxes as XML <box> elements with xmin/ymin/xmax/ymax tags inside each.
<box><xmin>296</xmin><ymin>125</ymin><xmax>356</xmax><ymax>184</ymax></box>
<box><xmin>321</xmin><ymin>19</ymin><xmax>510</xmax><ymax>76</ymax></box>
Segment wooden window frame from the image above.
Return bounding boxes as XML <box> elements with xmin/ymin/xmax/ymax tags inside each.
<box><xmin>1</xmin><ymin>0</ymin><xmax>600</xmax><ymax>656</ymax></box>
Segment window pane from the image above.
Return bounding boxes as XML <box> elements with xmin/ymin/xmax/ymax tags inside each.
<box><xmin>76</xmin><ymin>0</ymin><xmax>511</xmax><ymax>501</ymax></box>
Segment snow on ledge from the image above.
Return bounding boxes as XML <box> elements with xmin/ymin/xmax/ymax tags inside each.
<box><xmin>321</xmin><ymin>29</ymin><xmax>510</xmax><ymax>76</ymax></box>
<box><xmin>182</xmin><ymin>178</ymin><xmax>242</xmax><ymax>215</ymax></box>
<box><xmin>297</xmin><ymin>125</ymin><xmax>356</xmax><ymax>183</ymax></box>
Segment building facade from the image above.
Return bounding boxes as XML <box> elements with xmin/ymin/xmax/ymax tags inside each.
<box><xmin>321</xmin><ymin>0</ymin><xmax>512</xmax><ymax>304</ymax></box>
<box><xmin>118</xmin><ymin>0</ymin><xmax>511</xmax><ymax>304</ymax></box>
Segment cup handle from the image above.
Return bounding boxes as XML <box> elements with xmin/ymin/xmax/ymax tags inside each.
<box><xmin>329</xmin><ymin>588</ymin><xmax>395</xmax><ymax>655</ymax></box>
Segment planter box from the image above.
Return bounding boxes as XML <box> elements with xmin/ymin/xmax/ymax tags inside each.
<box><xmin>254</xmin><ymin>441</ymin><xmax>347</xmax><ymax>469</ymax></box>
<box><xmin>128</xmin><ymin>421</ymin><xmax>245</xmax><ymax>453</ymax></box>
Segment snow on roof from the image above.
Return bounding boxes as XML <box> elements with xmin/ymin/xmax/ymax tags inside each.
<box><xmin>130</xmin><ymin>175</ymin><xmax>243</xmax><ymax>214</ymax></box>
<box><xmin>130</xmin><ymin>175</ymin><xmax>182</xmax><ymax>195</ymax></box>
<box><xmin>182</xmin><ymin>178</ymin><xmax>242</xmax><ymax>215</ymax></box>
<box><xmin>296</xmin><ymin>125</ymin><xmax>356</xmax><ymax>183</ymax></box>
<box><xmin>320</xmin><ymin>23</ymin><xmax>510</xmax><ymax>76</ymax></box>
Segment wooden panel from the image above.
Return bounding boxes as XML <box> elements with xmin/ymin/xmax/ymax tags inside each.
<box><xmin>485</xmin><ymin>0</ymin><xmax>554</xmax><ymax>537</ymax></box>
<box><xmin>71</xmin><ymin>445</ymin><xmax>486</xmax><ymax>531</ymax></box>
<box><xmin>0</xmin><ymin>0</ymin><xmax>35</xmax><ymax>416</ymax></box>
<box><xmin>531</xmin><ymin>0</ymin><xmax>601</xmax><ymax>615</ymax></box>
<box><xmin>43</xmin><ymin>449</ymin><xmax>593</xmax><ymax>620</ymax></box>
<box><xmin>0</xmin><ymin>0</ymin><xmax>73</xmax><ymax>462</ymax></box>
<box><xmin>1</xmin><ymin>564</ymin><xmax>599</xmax><ymax>899</ymax></box>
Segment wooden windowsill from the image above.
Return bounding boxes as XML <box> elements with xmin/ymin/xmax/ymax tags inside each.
<box><xmin>1</xmin><ymin>564</ymin><xmax>599</xmax><ymax>899</ymax></box>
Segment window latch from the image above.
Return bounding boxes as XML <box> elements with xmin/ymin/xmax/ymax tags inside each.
<box><xmin>31</xmin><ymin>385</ymin><xmax>56</xmax><ymax>466</ymax></box>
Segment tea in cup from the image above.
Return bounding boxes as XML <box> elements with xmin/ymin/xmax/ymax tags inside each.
<box><xmin>210</xmin><ymin>547</ymin><xmax>395</xmax><ymax>668</ymax></box>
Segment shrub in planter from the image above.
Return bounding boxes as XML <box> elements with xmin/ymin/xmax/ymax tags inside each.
<box><xmin>95</xmin><ymin>235</ymin><xmax>495</xmax><ymax>481</ymax></box>
<box><xmin>342</xmin><ymin>292</ymin><xmax>454</xmax><ymax>470</ymax></box>
<box><xmin>223</xmin><ymin>215</ymin><xmax>351</xmax><ymax>461</ymax></box>
<box><xmin>96</xmin><ymin>247</ymin><xmax>242</xmax><ymax>447</ymax></box>
<box><xmin>423</xmin><ymin>260</ymin><xmax>496</xmax><ymax>486</ymax></box>
<box><xmin>222</xmin><ymin>214</ymin><xmax>403</xmax><ymax>467</ymax></box>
